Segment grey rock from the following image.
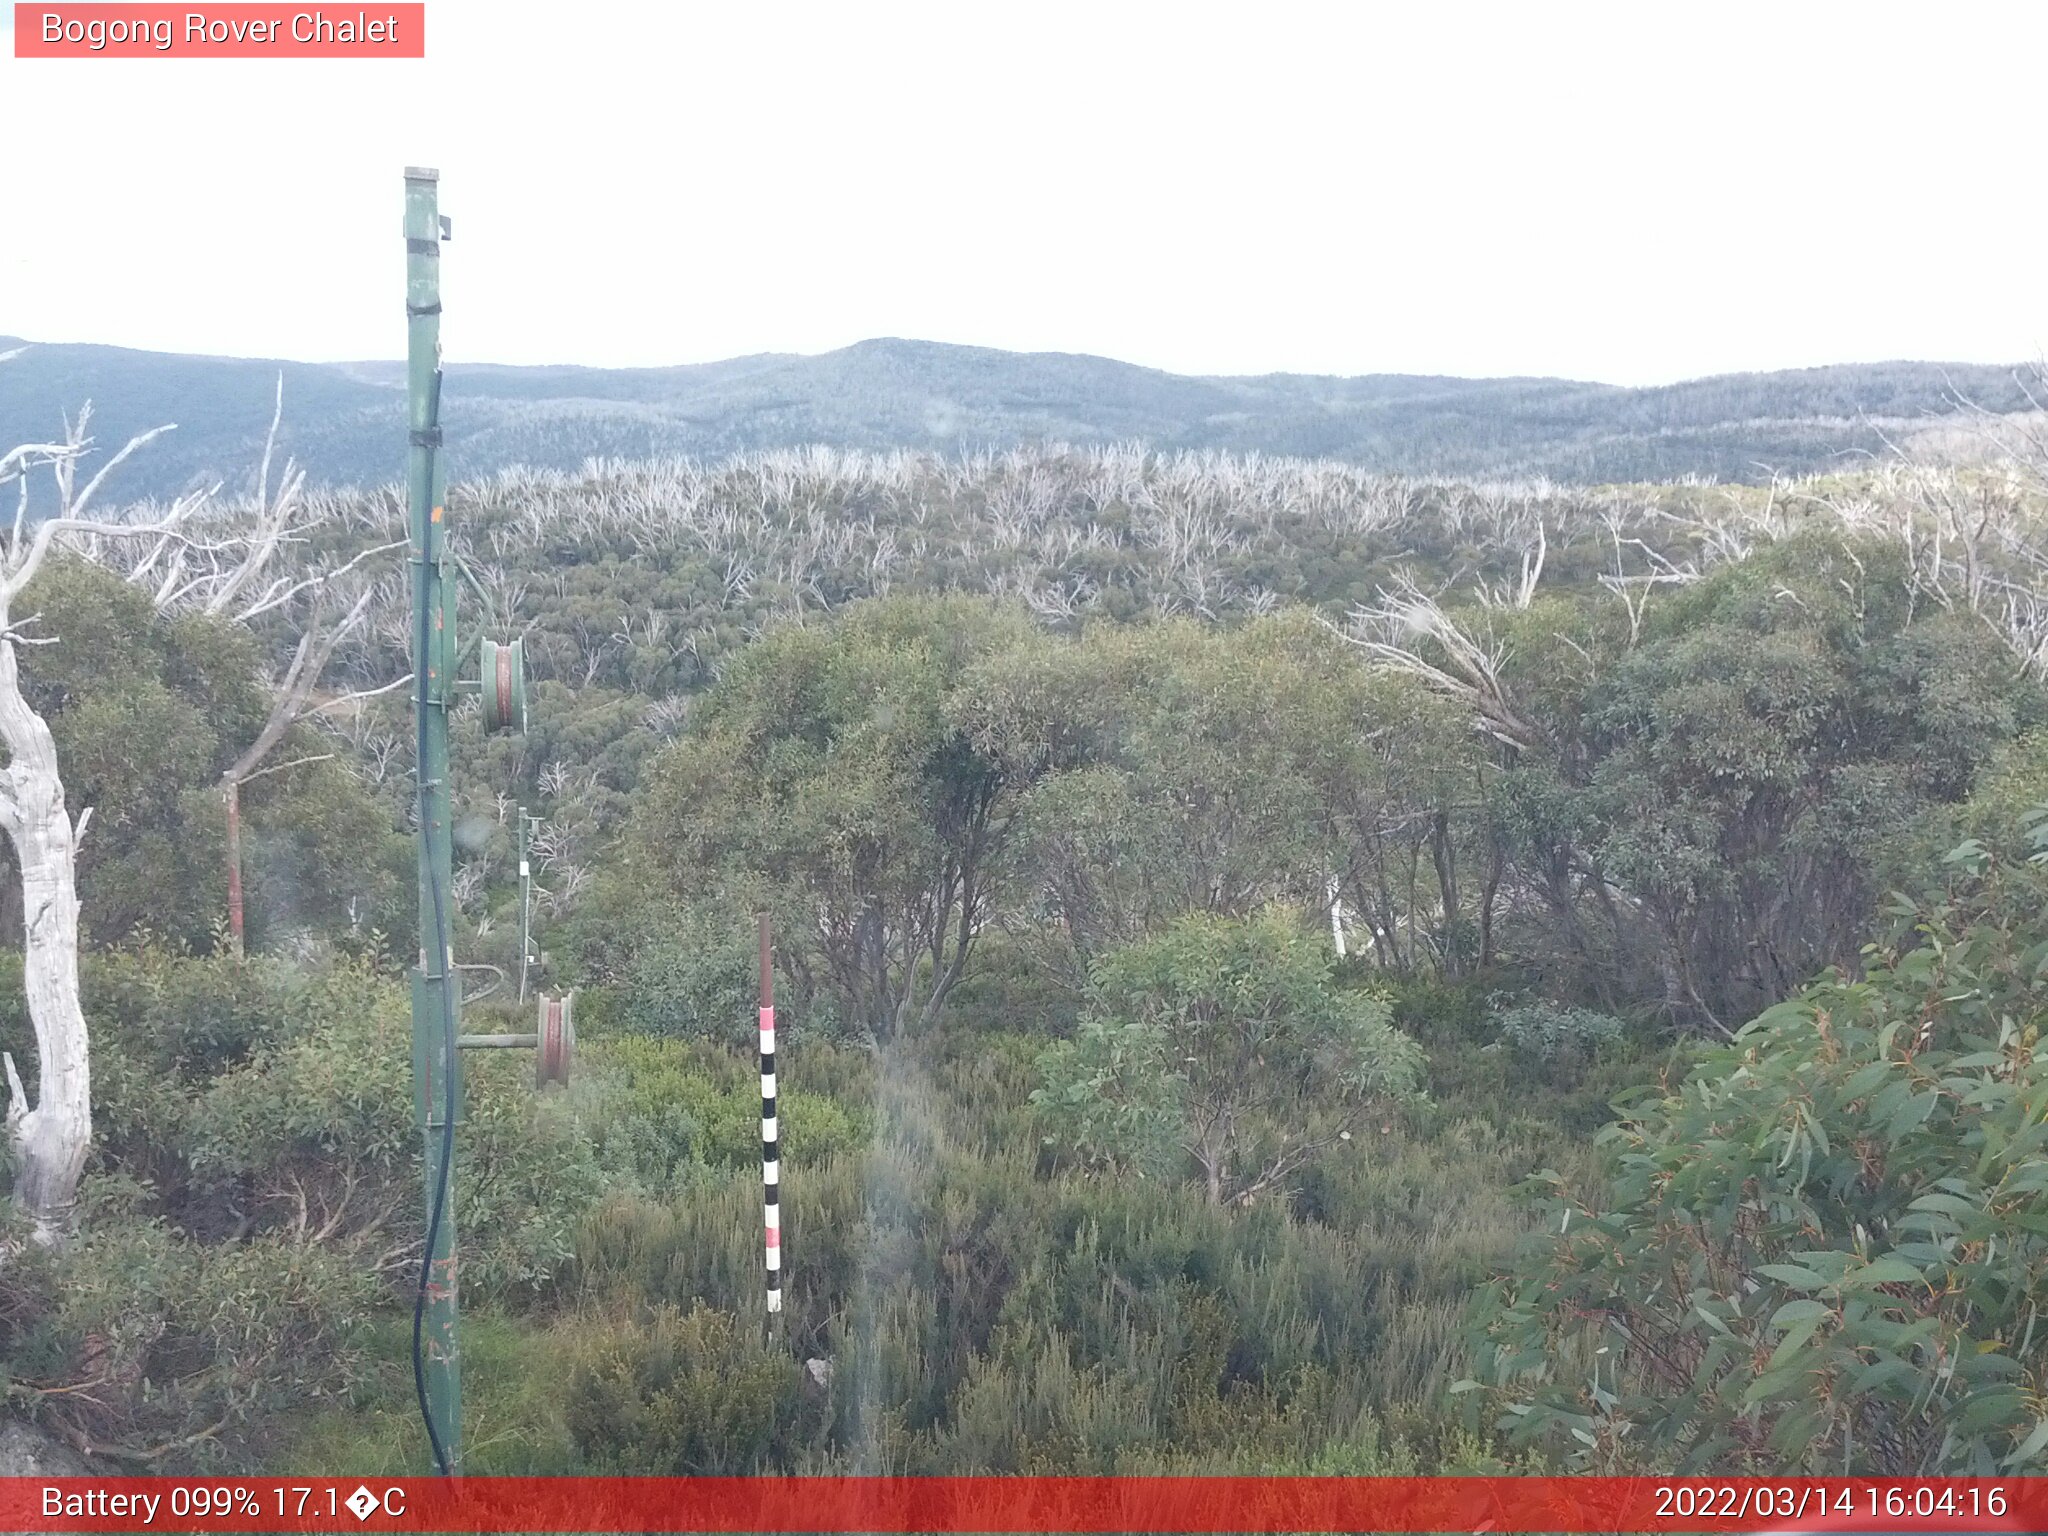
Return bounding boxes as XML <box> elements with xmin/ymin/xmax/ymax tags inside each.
<box><xmin>0</xmin><ymin>1418</ymin><xmax>87</xmax><ymax>1476</ymax></box>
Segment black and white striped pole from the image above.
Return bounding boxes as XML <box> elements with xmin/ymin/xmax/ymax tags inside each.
<box><xmin>758</xmin><ymin>913</ymin><xmax>782</xmax><ymax>1329</ymax></box>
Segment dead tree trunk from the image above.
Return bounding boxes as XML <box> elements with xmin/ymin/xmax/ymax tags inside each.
<box><xmin>1478</xmin><ymin>829</ymin><xmax>1502</xmax><ymax>973</ymax></box>
<box><xmin>1429</xmin><ymin>808</ymin><xmax>1459</xmax><ymax>975</ymax></box>
<box><xmin>224</xmin><ymin>780</ymin><xmax>244</xmax><ymax>951</ymax></box>
<box><xmin>0</xmin><ymin>623</ymin><xmax>91</xmax><ymax>1230</ymax></box>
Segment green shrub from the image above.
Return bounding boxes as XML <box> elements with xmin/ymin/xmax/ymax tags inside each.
<box><xmin>937</xmin><ymin>930</ymin><xmax>1082</xmax><ymax>1039</ymax></box>
<box><xmin>71</xmin><ymin>950</ymin><xmax>602</xmax><ymax>1303</ymax></box>
<box><xmin>6</xmin><ymin>1191</ymin><xmax>380</xmax><ymax>1467</ymax></box>
<box><xmin>615</xmin><ymin>918</ymin><xmax>758</xmax><ymax>1042</ymax></box>
<box><xmin>1035</xmin><ymin>913</ymin><xmax>1422</xmax><ymax>1205</ymax></box>
<box><xmin>1473</xmin><ymin>809</ymin><xmax>2048</xmax><ymax>1475</ymax></box>
<box><xmin>86</xmin><ymin>945</ymin><xmax>284</xmax><ymax>1080</ymax></box>
<box><xmin>562</xmin><ymin>1303</ymin><xmax>804</xmax><ymax>1472</ymax></box>
<box><xmin>455</xmin><ymin>1051</ymin><xmax>609</xmax><ymax>1299</ymax></box>
<box><xmin>1491</xmin><ymin>999</ymin><xmax>1625</xmax><ymax>1069</ymax></box>
<box><xmin>584</xmin><ymin>1035</ymin><xmax>870</xmax><ymax>1187</ymax></box>
<box><xmin>1374</xmin><ymin>974</ymin><xmax>1500</xmax><ymax>1048</ymax></box>
<box><xmin>570</xmin><ymin>1021</ymin><xmax>1540</xmax><ymax>1473</ymax></box>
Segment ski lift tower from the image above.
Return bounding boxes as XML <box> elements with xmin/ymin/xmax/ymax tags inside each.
<box><xmin>403</xmin><ymin>166</ymin><xmax>541</xmax><ymax>1476</ymax></box>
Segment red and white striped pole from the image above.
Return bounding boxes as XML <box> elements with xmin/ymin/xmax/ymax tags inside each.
<box><xmin>759</xmin><ymin>913</ymin><xmax>781</xmax><ymax>1326</ymax></box>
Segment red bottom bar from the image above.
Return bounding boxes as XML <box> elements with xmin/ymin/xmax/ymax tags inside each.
<box><xmin>10</xmin><ymin>1476</ymin><xmax>2045</xmax><ymax>1533</ymax></box>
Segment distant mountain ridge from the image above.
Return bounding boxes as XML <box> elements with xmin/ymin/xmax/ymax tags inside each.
<box><xmin>0</xmin><ymin>334</ymin><xmax>2034</xmax><ymax>500</ymax></box>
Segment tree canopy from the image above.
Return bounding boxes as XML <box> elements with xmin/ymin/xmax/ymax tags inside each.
<box><xmin>1035</xmin><ymin>913</ymin><xmax>1423</xmax><ymax>1206</ymax></box>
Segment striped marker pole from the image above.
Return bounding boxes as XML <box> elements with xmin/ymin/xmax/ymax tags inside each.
<box><xmin>759</xmin><ymin>913</ymin><xmax>781</xmax><ymax>1325</ymax></box>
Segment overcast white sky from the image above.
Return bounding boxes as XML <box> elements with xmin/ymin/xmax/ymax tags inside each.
<box><xmin>2</xmin><ymin>0</ymin><xmax>2043</xmax><ymax>385</ymax></box>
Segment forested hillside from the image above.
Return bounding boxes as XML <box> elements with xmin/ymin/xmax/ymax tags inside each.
<box><xmin>1</xmin><ymin>334</ymin><xmax>2038</xmax><ymax>499</ymax></box>
<box><xmin>5</xmin><ymin>414</ymin><xmax>2048</xmax><ymax>1477</ymax></box>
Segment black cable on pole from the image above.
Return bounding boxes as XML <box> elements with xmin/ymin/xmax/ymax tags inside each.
<box><xmin>410</xmin><ymin>367</ymin><xmax>458</xmax><ymax>1479</ymax></box>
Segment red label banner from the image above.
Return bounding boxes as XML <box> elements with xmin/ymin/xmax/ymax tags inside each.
<box><xmin>13</xmin><ymin>4</ymin><xmax>425</xmax><ymax>57</ymax></box>
<box><xmin>5</xmin><ymin>1476</ymin><xmax>2045</xmax><ymax>1533</ymax></box>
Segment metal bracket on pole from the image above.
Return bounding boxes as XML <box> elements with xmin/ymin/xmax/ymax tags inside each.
<box><xmin>458</xmin><ymin>992</ymin><xmax>575</xmax><ymax>1089</ymax></box>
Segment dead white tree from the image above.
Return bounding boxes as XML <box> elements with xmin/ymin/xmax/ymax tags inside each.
<box><xmin>0</xmin><ymin>392</ymin><xmax>210</xmax><ymax>1236</ymax></box>
<box><xmin>1336</xmin><ymin>574</ymin><xmax>1541</xmax><ymax>750</ymax></box>
<box><xmin>1475</xmin><ymin>519</ymin><xmax>1547</xmax><ymax>611</ymax></box>
<box><xmin>1596</xmin><ymin>507</ymin><xmax>1698</xmax><ymax>646</ymax></box>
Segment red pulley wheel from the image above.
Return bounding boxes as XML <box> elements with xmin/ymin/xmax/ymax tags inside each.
<box><xmin>494</xmin><ymin>644</ymin><xmax>512</xmax><ymax>727</ymax></box>
<box><xmin>479</xmin><ymin>638</ymin><xmax>527</xmax><ymax>735</ymax></box>
<box><xmin>537</xmin><ymin>993</ymin><xmax>574</xmax><ymax>1087</ymax></box>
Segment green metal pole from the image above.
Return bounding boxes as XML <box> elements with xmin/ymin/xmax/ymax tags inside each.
<box><xmin>404</xmin><ymin>165</ymin><xmax>462</xmax><ymax>1475</ymax></box>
